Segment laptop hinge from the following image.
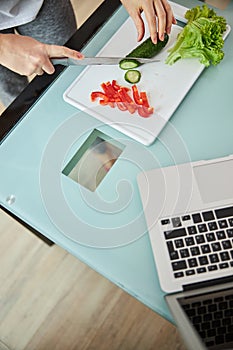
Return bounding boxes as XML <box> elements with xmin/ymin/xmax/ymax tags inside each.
<box><xmin>183</xmin><ymin>275</ymin><xmax>233</xmax><ymax>291</ymax></box>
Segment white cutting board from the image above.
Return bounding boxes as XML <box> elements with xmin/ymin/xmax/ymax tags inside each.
<box><xmin>63</xmin><ymin>2</ymin><xmax>231</xmax><ymax>146</ymax></box>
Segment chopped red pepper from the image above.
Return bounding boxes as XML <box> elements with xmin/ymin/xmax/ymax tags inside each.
<box><xmin>117</xmin><ymin>102</ymin><xmax>128</xmax><ymax>111</ymax></box>
<box><xmin>112</xmin><ymin>79</ymin><xmax>121</xmax><ymax>91</ymax></box>
<box><xmin>140</xmin><ymin>92</ymin><xmax>150</xmax><ymax>108</ymax></box>
<box><xmin>132</xmin><ymin>85</ymin><xmax>143</xmax><ymax>105</ymax></box>
<box><xmin>90</xmin><ymin>80</ymin><xmax>154</xmax><ymax>118</ymax></box>
<box><xmin>90</xmin><ymin>91</ymin><xmax>109</xmax><ymax>105</ymax></box>
<box><xmin>138</xmin><ymin>106</ymin><xmax>154</xmax><ymax>118</ymax></box>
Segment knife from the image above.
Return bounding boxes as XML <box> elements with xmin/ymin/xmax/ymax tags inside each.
<box><xmin>51</xmin><ymin>57</ymin><xmax>160</xmax><ymax>66</ymax></box>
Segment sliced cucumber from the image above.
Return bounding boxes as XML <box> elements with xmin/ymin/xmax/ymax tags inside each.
<box><xmin>119</xmin><ymin>34</ymin><xmax>169</xmax><ymax>71</ymax></box>
<box><xmin>124</xmin><ymin>70</ymin><xmax>141</xmax><ymax>84</ymax></box>
<box><xmin>119</xmin><ymin>58</ymin><xmax>141</xmax><ymax>70</ymax></box>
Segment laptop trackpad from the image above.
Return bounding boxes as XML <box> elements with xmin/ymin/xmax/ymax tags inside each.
<box><xmin>193</xmin><ymin>159</ymin><xmax>233</xmax><ymax>204</ymax></box>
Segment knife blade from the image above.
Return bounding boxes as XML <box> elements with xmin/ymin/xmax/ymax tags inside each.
<box><xmin>51</xmin><ymin>57</ymin><xmax>160</xmax><ymax>66</ymax></box>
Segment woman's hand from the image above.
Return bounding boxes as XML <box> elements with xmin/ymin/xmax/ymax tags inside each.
<box><xmin>120</xmin><ymin>0</ymin><xmax>176</xmax><ymax>43</ymax></box>
<box><xmin>0</xmin><ymin>34</ymin><xmax>84</xmax><ymax>76</ymax></box>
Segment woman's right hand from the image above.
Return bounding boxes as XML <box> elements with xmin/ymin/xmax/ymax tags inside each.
<box><xmin>0</xmin><ymin>33</ymin><xmax>84</xmax><ymax>76</ymax></box>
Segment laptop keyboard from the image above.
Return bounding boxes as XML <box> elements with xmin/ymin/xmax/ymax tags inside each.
<box><xmin>161</xmin><ymin>205</ymin><xmax>233</xmax><ymax>279</ymax></box>
<box><xmin>182</xmin><ymin>291</ymin><xmax>233</xmax><ymax>348</ymax></box>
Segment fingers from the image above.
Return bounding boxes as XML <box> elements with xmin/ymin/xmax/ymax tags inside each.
<box><xmin>39</xmin><ymin>59</ymin><xmax>55</xmax><ymax>75</ymax></box>
<box><xmin>120</xmin><ymin>0</ymin><xmax>146</xmax><ymax>42</ymax></box>
<box><xmin>160</xmin><ymin>0</ymin><xmax>176</xmax><ymax>36</ymax></box>
<box><xmin>37</xmin><ymin>44</ymin><xmax>84</xmax><ymax>75</ymax></box>
<box><xmin>133</xmin><ymin>11</ymin><xmax>146</xmax><ymax>42</ymax></box>
<box><xmin>46</xmin><ymin>44</ymin><xmax>84</xmax><ymax>60</ymax></box>
<box><xmin>36</xmin><ymin>67</ymin><xmax>45</xmax><ymax>76</ymax></box>
<box><xmin>144</xmin><ymin>0</ymin><xmax>175</xmax><ymax>43</ymax></box>
<box><xmin>121</xmin><ymin>0</ymin><xmax>176</xmax><ymax>44</ymax></box>
<box><xmin>142</xmin><ymin>1</ymin><xmax>159</xmax><ymax>43</ymax></box>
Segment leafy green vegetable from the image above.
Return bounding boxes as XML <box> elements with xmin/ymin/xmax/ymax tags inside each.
<box><xmin>165</xmin><ymin>4</ymin><xmax>227</xmax><ymax>67</ymax></box>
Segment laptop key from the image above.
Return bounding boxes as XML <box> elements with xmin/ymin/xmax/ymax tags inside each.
<box><xmin>172</xmin><ymin>217</ymin><xmax>181</xmax><ymax>227</ymax></box>
<box><xmin>208</xmin><ymin>221</ymin><xmax>218</xmax><ymax>231</ymax></box>
<box><xmin>164</xmin><ymin>227</ymin><xmax>186</xmax><ymax>239</ymax></box>
<box><xmin>174</xmin><ymin>239</ymin><xmax>184</xmax><ymax>248</ymax></box>
<box><xmin>166</xmin><ymin>240</ymin><xmax>175</xmax><ymax>253</ymax></box>
<box><xmin>166</xmin><ymin>241</ymin><xmax>179</xmax><ymax>260</ymax></box>
<box><xmin>202</xmin><ymin>210</ymin><xmax>214</xmax><ymax>221</ymax></box>
<box><xmin>201</xmin><ymin>244</ymin><xmax>211</xmax><ymax>254</ymax></box>
<box><xmin>198</xmin><ymin>256</ymin><xmax>209</xmax><ymax>265</ymax></box>
<box><xmin>161</xmin><ymin>218</ymin><xmax>170</xmax><ymax>225</ymax></box>
<box><xmin>180</xmin><ymin>249</ymin><xmax>190</xmax><ymax>258</ymax></box>
<box><xmin>197</xmin><ymin>306</ymin><xmax>206</xmax><ymax>314</ymax></box>
<box><xmin>195</xmin><ymin>235</ymin><xmax>205</xmax><ymax>244</ymax></box>
<box><xmin>169</xmin><ymin>251</ymin><xmax>179</xmax><ymax>260</ymax></box>
<box><xmin>172</xmin><ymin>260</ymin><xmax>187</xmax><ymax>271</ymax></box>
<box><xmin>220</xmin><ymin>253</ymin><xmax>229</xmax><ymax>263</ymax></box>
<box><xmin>227</xmin><ymin>228</ymin><xmax>233</xmax><ymax>237</ymax></box>
<box><xmin>218</xmin><ymin>219</ymin><xmax>228</xmax><ymax>229</ymax></box>
<box><xmin>209</xmin><ymin>254</ymin><xmax>219</xmax><ymax>263</ymax></box>
<box><xmin>216</xmin><ymin>231</ymin><xmax>226</xmax><ymax>240</ymax></box>
<box><xmin>226</xmin><ymin>333</ymin><xmax>233</xmax><ymax>343</ymax></box>
<box><xmin>185</xmin><ymin>237</ymin><xmax>195</xmax><ymax>246</ymax></box>
<box><xmin>206</xmin><ymin>232</ymin><xmax>215</xmax><ymax>241</ymax></box>
<box><xmin>207</xmin><ymin>328</ymin><xmax>216</xmax><ymax>337</ymax></box>
<box><xmin>174</xmin><ymin>271</ymin><xmax>184</xmax><ymax>278</ymax></box>
<box><xmin>198</xmin><ymin>223</ymin><xmax>208</xmax><ymax>233</ymax></box>
<box><xmin>215</xmin><ymin>206</ymin><xmax>233</xmax><ymax>219</ymax></box>
<box><xmin>182</xmin><ymin>215</ymin><xmax>191</xmax><ymax>221</ymax></box>
<box><xmin>188</xmin><ymin>258</ymin><xmax>198</xmax><ymax>267</ymax></box>
<box><xmin>219</xmin><ymin>262</ymin><xmax>229</xmax><ymax>269</ymax></box>
<box><xmin>222</xmin><ymin>240</ymin><xmax>232</xmax><ymax>249</ymax></box>
<box><xmin>188</xmin><ymin>226</ymin><xmax>197</xmax><ymax>235</ymax></box>
<box><xmin>222</xmin><ymin>318</ymin><xmax>231</xmax><ymax>326</ymax></box>
<box><xmin>192</xmin><ymin>213</ymin><xmax>202</xmax><ymax>223</ymax></box>
<box><xmin>190</xmin><ymin>246</ymin><xmax>200</xmax><ymax>256</ymax></box>
<box><xmin>215</xmin><ymin>335</ymin><xmax>225</xmax><ymax>345</ymax></box>
<box><xmin>197</xmin><ymin>267</ymin><xmax>206</xmax><ymax>273</ymax></box>
<box><xmin>212</xmin><ymin>242</ymin><xmax>221</xmax><ymax>251</ymax></box>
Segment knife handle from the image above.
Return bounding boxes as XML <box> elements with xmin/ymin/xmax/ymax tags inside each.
<box><xmin>51</xmin><ymin>58</ymin><xmax>69</xmax><ymax>66</ymax></box>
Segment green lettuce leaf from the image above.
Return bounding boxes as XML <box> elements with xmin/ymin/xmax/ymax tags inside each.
<box><xmin>165</xmin><ymin>5</ymin><xmax>227</xmax><ymax>67</ymax></box>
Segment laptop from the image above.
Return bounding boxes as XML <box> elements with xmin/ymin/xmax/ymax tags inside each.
<box><xmin>137</xmin><ymin>154</ymin><xmax>233</xmax><ymax>349</ymax></box>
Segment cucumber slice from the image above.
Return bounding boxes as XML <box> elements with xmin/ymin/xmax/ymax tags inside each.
<box><xmin>119</xmin><ymin>58</ymin><xmax>141</xmax><ymax>70</ymax></box>
<box><xmin>124</xmin><ymin>70</ymin><xmax>141</xmax><ymax>84</ymax></box>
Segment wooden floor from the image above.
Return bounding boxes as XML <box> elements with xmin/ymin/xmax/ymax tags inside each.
<box><xmin>0</xmin><ymin>1</ymin><xmax>187</xmax><ymax>349</ymax></box>
<box><xmin>0</xmin><ymin>213</ymin><xmax>187</xmax><ymax>350</ymax></box>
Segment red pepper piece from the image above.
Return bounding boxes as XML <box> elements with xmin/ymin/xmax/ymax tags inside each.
<box><xmin>112</xmin><ymin>80</ymin><xmax>121</xmax><ymax>91</ymax></box>
<box><xmin>132</xmin><ymin>85</ymin><xmax>143</xmax><ymax>105</ymax></box>
<box><xmin>140</xmin><ymin>91</ymin><xmax>150</xmax><ymax>108</ymax></box>
<box><xmin>101</xmin><ymin>82</ymin><xmax>116</xmax><ymax>99</ymax></box>
<box><xmin>117</xmin><ymin>102</ymin><xmax>128</xmax><ymax>111</ymax></box>
<box><xmin>90</xmin><ymin>91</ymin><xmax>109</xmax><ymax>105</ymax></box>
<box><xmin>138</xmin><ymin>106</ymin><xmax>154</xmax><ymax>118</ymax></box>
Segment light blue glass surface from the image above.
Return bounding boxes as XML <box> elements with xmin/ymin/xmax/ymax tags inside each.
<box><xmin>0</xmin><ymin>1</ymin><xmax>233</xmax><ymax>323</ymax></box>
